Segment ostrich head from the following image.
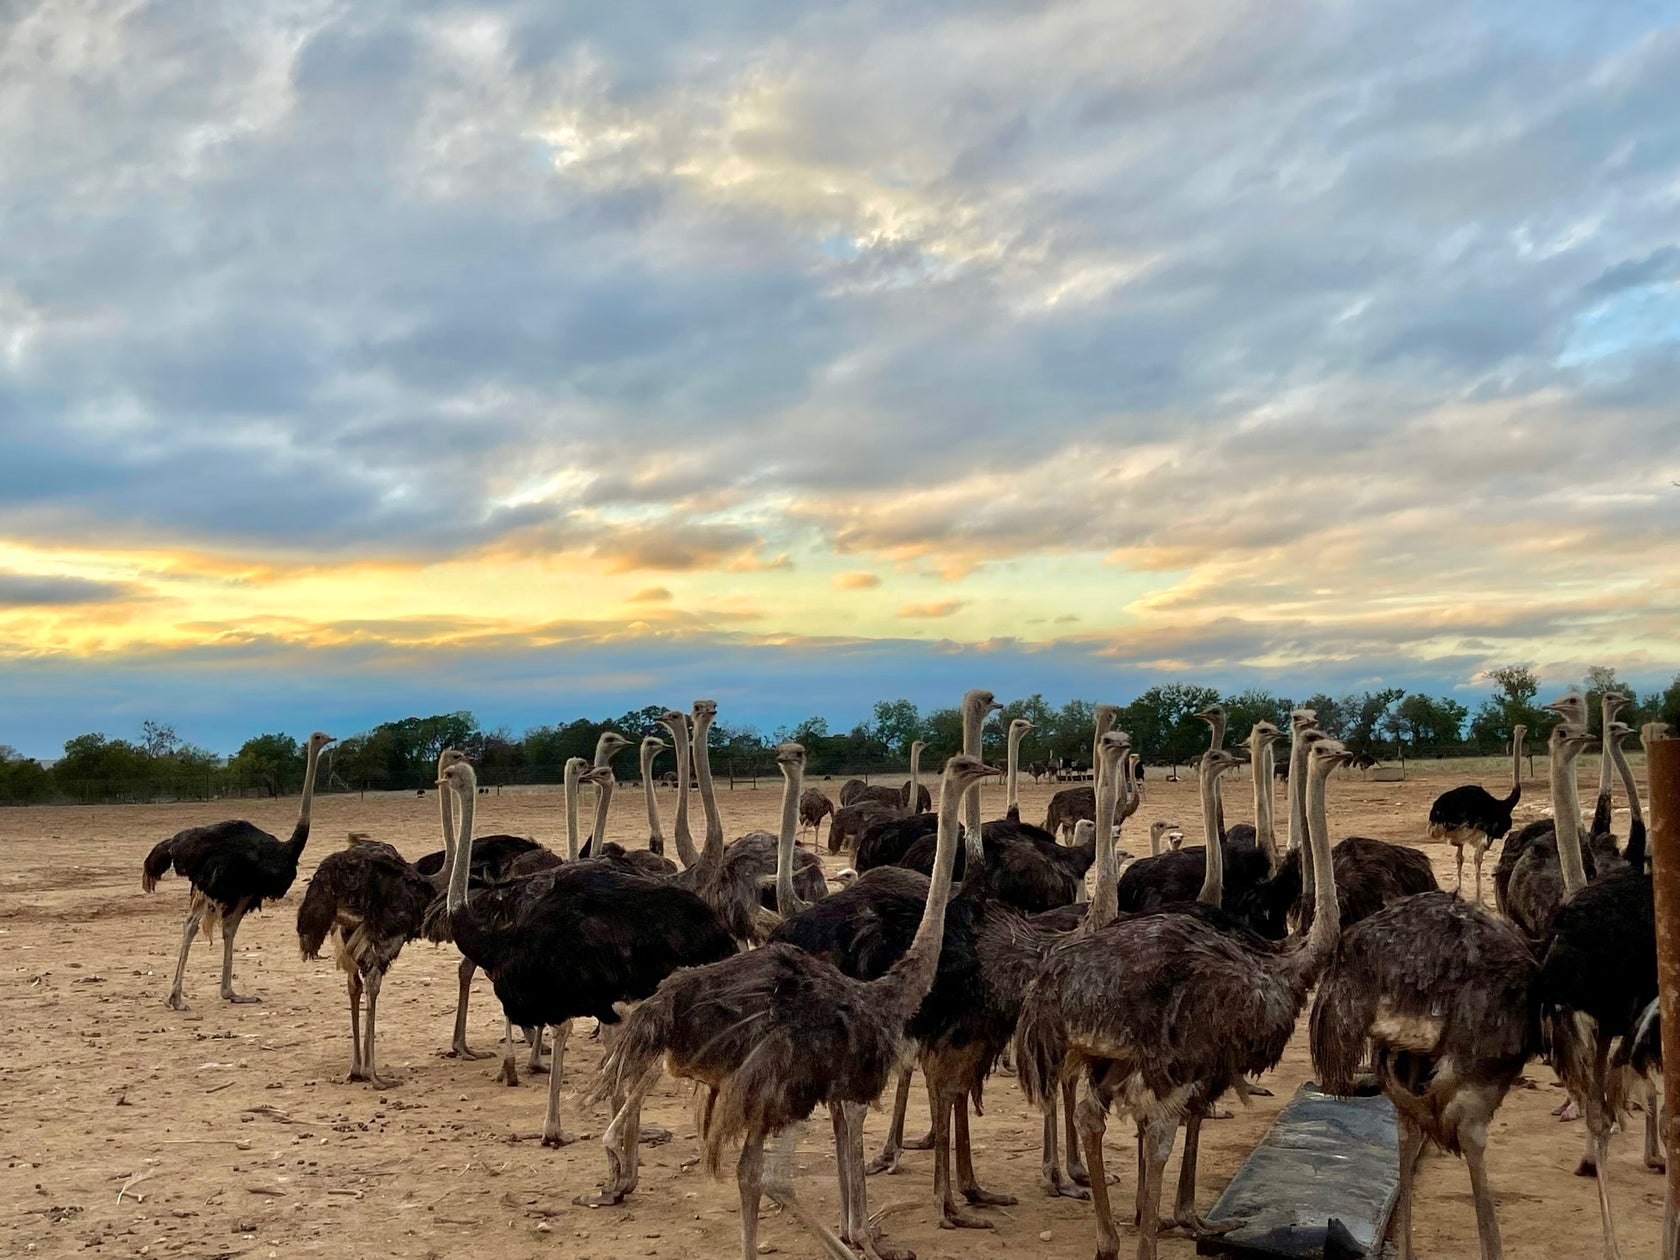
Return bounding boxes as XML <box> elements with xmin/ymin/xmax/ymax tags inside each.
<box><xmin>657</xmin><ymin>708</ymin><xmax>687</xmax><ymax>734</ymax></box>
<box><xmin>438</xmin><ymin>747</ymin><xmax>469</xmax><ymax>772</ymax></box>
<box><xmin>1308</xmin><ymin>738</ymin><xmax>1356</xmax><ymax>773</ymax></box>
<box><xmin>962</xmin><ymin>689</ymin><xmax>1002</xmax><ymax>718</ymax></box>
<box><xmin>1605</xmin><ymin>719</ymin><xmax>1635</xmax><ymax>745</ymax></box>
<box><xmin>1602</xmin><ymin>689</ymin><xmax>1632</xmax><ymax>721</ymax></box>
<box><xmin>581</xmin><ymin>763</ymin><xmax>613</xmax><ymax>786</ymax></box>
<box><xmin>692</xmin><ymin>699</ymin><xmax>719</xmax><ymax>721</ymax></box>
<box><xmin>1289</xmin><ymin>709</ymin><xmax>1318</xmax><ymax>733</ymax></box>
<box><xmin>594</xmin><ymin>731</ymin><xmax>632</xmax><ymax>765</ymax></box>
<box><xmin>1151</xmin><ymin>820</ymin><xmax>1186</xmax><ymax>850</ymax></box>
<box><xmin>910</xmin><ymin>739</ymin><xmax>926</xmax><ymax>759</ymax></box>
<box><xmin>774</xmin><ymin>741</ymin><xmax>806</xmax><ymax>771</ymax></box>
<box><xmin>1545</xmin><ymin>689</ymin><xmax>1589</xmax><ymax>732</ymax></box>
<box><xmin>1010</xmin><ymin>718</ymin><xmax>1036</xmax><ymax>738</ymax></box>
<box><xmin>945</xmin><ymin>753</ymin><xmax>1005</xmax><ymax>786</ymax></box>
<box><xmin>307</xmin><ymin>731</ymin><xmax>337</xmax><ymax>752</ymax></box>
<box><xmin>1244</xmin><ymin>721</ymin><xmax>1284</xmax><ymax>753</ymax></box>
<box><xmin>1202</xmin><ymin>745</ymin><xmax>1243</xmax><ymax>781</ymax></box>
<box><xmin>1546</xmin><ymin>722</ymin><xmax>1596</xmax><ymax>762</ymax></box>
<box><xmin>1073</xmin><ymin>819</ymin><xmax>1097</xmax><ymax>846</ymax></box>
<box><xmin>641</xmin><ymin>734</ymin><xmax>667</xmax><ymax>755</ymax></box>
<box><xmin>438</xmin><ymin>760</ymin><xmax>477</xmax><ymax>794</ymax></box>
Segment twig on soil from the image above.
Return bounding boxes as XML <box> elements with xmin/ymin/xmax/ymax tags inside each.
<box><xmin>241</xmin><ymin>1105</ymin><xmax>298</xmax><ymax>1125</ymax></box>
<box><xmin>116</xmin><ymin>1170</ymin><xmax>153</xmax><ymax>1205</ymax></box>
<box><xmin>205</xmin><ymin>1081</ymin><xmax>235</xmax><ymax>1094</ymax></box>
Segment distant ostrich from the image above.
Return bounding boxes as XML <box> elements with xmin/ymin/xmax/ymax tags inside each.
<box><xmin>578</xmin><ymin>731</ymin><xmax>633</xmax><ymax>853</ymax></box>
<box><xmin>1016</xmin><ymin>739</ymin><xmax>1352</xmax><ymax>1260</ymax></box>
<box><xmin>1588</xmin><ymin>690</ymin><xmax>1632</xmax><ymax>835</ymax></box>
<box><xmin>828</xmin><ymin>799</ymin><xmax>899</xmax><ymax>854</ymax></box>
<box><xmin>592</xmin><ymin>753</ymin><xmax>1001</xmax><ymax>1260</ymax></box>
<box><xmin>639</xmin><ymin>735</ymin><xmax>669</xmax><ymax>856</ymax></box>
<box><xmin>1028</xmin><ymin>760</ymin><xmax>1051</xmax><ymax>785</ymax></box>
<box><xmin>1149</xmin><ymin>819</ymin><xmax>1185</xmax><ymax>854</ymax></box>
<box><xmin>297</xmin><ymin>834</ymin><xmax>438</xmax><ymax>1086</ymax></box>
<box><xmin>1004</xmin><ymin>719</ymin><xmax>1035</xmax><ymax>820</ymax></box>
<box><xmin>838</xmin><ymin>777</ymin><xmax>869</xmax><ymax>806</ymax></box>
<box><xmin>1537</xmin><ymin>722</ymin><xmax>1666</xmax><ymax>1258</ymax></box>
<box><xmin>143</xmin><ymin>731</ymin><xmax>336</xmax><ymax>1009</ymax></box>
<box><xmin>437</xmin><ymin>757</ymin><xmax>735</xmax><ymax>1148</ymax></box>
<box><xmin>799</xmin><ymin>786</ymin><xmax>835</xmax><ymax>840</ymax></box>
<box><xmin>1193</xmin><ymin>702</ymin><xmax>1230</xmax><ymax>837</ymax></box>
<box><xmin>1311</xmin><ymin>891</ymin><xmax>1537</xmax><ymax>1260</ymax></box>
<box><xmin>1428</xmin><ymin>724</ymin><xmax>1526</xmax><ymax>901</ymax></box>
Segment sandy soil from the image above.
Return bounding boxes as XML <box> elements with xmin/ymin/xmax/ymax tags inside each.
<box><xmin>0</xmin><ymin>757</ymin><xmax>1664</xmax><ymax>1260</ymax></box>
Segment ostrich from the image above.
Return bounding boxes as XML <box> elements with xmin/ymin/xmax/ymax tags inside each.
<box><xmin>593</xmin><ymin>753</ymin><xmax>1002</xmax><ymax>1260</ymax></box>
<box><xmin>1501</xmin><ymin>723</ymin><xmax>1612</xmax><ymax>940</ymax></box>
<box><xmin>800</xmin><ymin>786</ymin><xmax>836</xmax><ymax>840</ymax></box>
<box><xmin>1588</xmin><ymin>691</ymin><xmax>1631</xmax><ymax>834</ymax></box>
<box><xmin>143</xmin><ymin>730</ymin><xmax>335</xmax><ymax>1009</ymax></box>
<box><xmin>1428</xmin><ymin>725</ymin><xmax>1526</xmax><ymax>902</ymax></box>
<box><xmin>297</xmin><ymin>835</ymin><xmax>438</xmax><ymax>1086</ymax></box>
<box><xmin>1148</xmin><ymin>819</ymin><xmax>1185</xmax><ymax>855</ymax></box>
<box><xmin>829</xmin><ymin>799</ymin><xmax>900</xmax><ymax>855</ymax></box>
<box><xmin>437</xmin><ymin>756</ymin><xmax>735</xmax><ymax>1148</ymax></box>
<box><xmin>578</xmin><ymin>731</ymin><xmax>633</xmax><ymax>853</ymax></box>
<box><xmin>1311</xmin><ymin>890</ymin><xmax>1537</xmax><ymax>1260</ymax></box>
<box><xmin>1193</xmin><ymin>702</ymin><xmax>1230</xmax><ymax>838</ymax></box>
<box><xmin>1538</xmin><ymin>722</ymin><xmax>1663</xmax><ymax>1258</ymax></box>
<box><xmin>579</xmin><ymin>744</ymin><xmax>677</xmax><ymax>878</ymax></box>
<box><xmin>1016</xmin><ymin>739</ymin><xmax>1352</xmax><ymax>1260</ymax></box>
<box><xmin>639</xmin><ymin>735</ymin><xmax>670</xmax><ymax>856</ymax></box>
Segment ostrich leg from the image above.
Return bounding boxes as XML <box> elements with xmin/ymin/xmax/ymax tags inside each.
<box><xmin>842</xmin><ymin>1102</ymin><xmax>911</xmax><ymax>1260</ymax></box>
<box><xmin>1644</xmin><ymin>1081</ymin><xmax>1666</xmax><ymax>1172</ymax></box>
<box><xmin>954</xmin><ymin>1089</ymin><xmax>1016</xmax><ymax>1207</ymax></box>
<box><xmin>526</xmin><ymin>1025</ymin><xmax>548</xmax><ymax>1074</ymax></box>
<box><xmin>358</xmin><ymin>967</ymin><xmax>397</xmax><ymax>1088</ymax></box>
<box><xmin>1582</xmin><ymin>1033</ymin><xmax>1624</xmax><ymax>1260</ymax></box>
<box><xmin>166</xmin><ymin>892</ymin><xmax>207</xmax><ymax>1009</ymax></box>
<box><xmin>738</xmin><ymin>1133</ymin><xmax>766</xmax><ymax>1260</ymax></box>
<box><xmin>1453</xmin><ymin>841</ymin><xmax>1465</xmax><ymax>896</ymax></box>
<box><xmin>1135</xmin><ymin>1114</ymin><xmax>1178</xmax><ymax>1260</ymax></box>
<box><xmin>447</xmin><ymin>956</ymin><xmax>494</xmax><ymax>1060</ymax></box>
<box><xmin>539</xmin><ymin>1019</ymin><xmax>576</xmax><ymax>1147</ymax></box>
<box><xmin>218</xmin><ymin>899</ymin><xmax>260</xmax><ymax>1003</ymax></box>
<box><xmin>577</xmin><ymin>1063</ymin><xmax>659</xmax><ymax>1206</ymax></box>
<box><xmin>868</xmin><ymin>1065</ymin><xmax>932</xmax><ymax>1174</ymax></box>
<box><xmin>343</xmin><ymin>969</ymin><xmax>364</xmax><ymax>1080</ymax></box>
<box><xmin>1042</xmin><ymin>1106</ymin><xmax>1088</xmax><ymax>1199</ymax></box>
<box><xmin>760</xmin><ymin>1123</ymin><xmax>853</xmax><ymax>1260</ymax></box>
<box><xmin>929</xmin><ymin>1073</ymin><xmax>990</xmax><ymax>1228</ymax></box>
<box><xmin>1394</xmin><ymin>1109</ymin><xmax>1427</xmax><ymax>1260</ymax></box>
<box><xmin>498</xmin><ymin>1017</ymin><xmax>521</xmax><ymax>1085</ymax></box>
<box><xmin>1064</xmin><ymin>1078</ymin><xmax>1092</xmax><ymax>1187</ymax></box>
<box><xmin>1075</xmin><ymin>1092</ymin><xmax>1120</xmax><ymax>1260</ymax></box>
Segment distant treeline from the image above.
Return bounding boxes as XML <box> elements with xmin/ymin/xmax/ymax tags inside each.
<box><xmin>3</xmin><ymin>665</ymin><xmax>1675</xmax><ymax>806</ymax></box>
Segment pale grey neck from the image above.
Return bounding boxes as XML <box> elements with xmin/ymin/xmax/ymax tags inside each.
<box><xmin>297</xmin><ymin>740</ymin><xmax>322</xmax><ymax>827</ymax></box>
<box><xmin>667</xmin><ymin>724</ymin><xmax>699</xmax><ymax>868</ymax></box>
<box><xmin>693</xmin><ymin>718</ymin><xmax>724</xmax><ymax>862</ymax></box>
<box><xmin>1007</xmin><ymin>729</ymin><xmax>1025</xmax><ymax>812</ymax></box>
<box><xmin>435</xmin><ymin>768</ymin><xmax>457</xmax><ymax>893</ymax></box>
<box><xmin>1597</xmin><ymin>701</ymin><xmax>1617</xmax><ymax>797</ymax></box>
<box><xmin>564</xmin><ymin>764</ymin><xmax>584</xmax><ymax>862</ymax></box>
<box><xmin>908</xmin><ymin>744</ymin><xmax>922</xmax><ymax>812</ymax></box>
<box><xmin>1085</xmin><ymin>748</ymin><xmax>1125</xmax><ymax>931</ymax></box>
<box><xmin>447</xmin><ymin>788</ymin><xmax>475</xmax><ymax>913</ymax></box>
<box><xmin>1254</xmin><ymin>742</ymin><xmax>1279</xmax><ymax>873</ymax></box>
<box><xmin>1551</xmin><ymin>749</ymin><xmax>1588</xmax><ymax>894</ymax></box>
<box><xmin>1302</xmin><ymin>761</ymin><xmax>1341</xmax><ymax>958</ymax></box>
<box><xmin>591</xmin><ymin>777</ymin><xmax>613</xmax><ymax>856</ymax></box>
<box><xmin>775</xmin><ymin>762</ymin><xmax>806</xmax><ymax>918</ymax></box>
<box><xmin>1197</xmin><ymin>766</ymin><xmax>1225</xmax><ymax>907</ymax></box>
<box><xmin>1288</xmin><ymin>734</ymin><xmax>1311</xmax><ymax>853</ymax></box>
<box><xmin>1609</xmin><ymin>736</ymin><xmax>1643</xmax><ymax>825</ymax></box>
<box><xmin>961</xmin><ymin>705</ymin><xmax>985</xmax><ymax>844</ymax></box>
<box><xmin>640</xmin><ymin>746</ymin><xmax>663</xmax><ymax>847</ymax></box>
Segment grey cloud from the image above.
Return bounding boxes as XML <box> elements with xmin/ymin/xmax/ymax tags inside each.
<box><xmin>0</xmin><ymin>572</ymin><xmax>137</xmax><ymax>607</ymax></box>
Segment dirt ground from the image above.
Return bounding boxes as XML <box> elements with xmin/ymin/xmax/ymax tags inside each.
<box><xmin>0</xmin><ymin>754</ymin><xmax>1664</xmax><ymax>1260</ymax></box>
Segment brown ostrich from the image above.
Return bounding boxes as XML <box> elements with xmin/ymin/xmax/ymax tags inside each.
<box><xmin>1016</xmin><ymin>738</ymin><xmax>1352</xmax><ymax>1260</ymax></box>
<box><xmin>799</xmin><ymin>786</ymin><xmax>835</xmax><ymax>839</ymax></box>
<box><xmin>592</xmin><ymin>752</ymin><xmax>1002</xmax><ymax>1260</ymax></box>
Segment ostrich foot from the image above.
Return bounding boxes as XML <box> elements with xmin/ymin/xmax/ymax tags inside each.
<box><xmin>936</xmin><ymin>1204</ymin><xmax>995</xmax><ymax>1230</ymax></box>
<box><xmin>221</xmin><ymin>991</ymin><xmax>262</xmax><ymax>1005</ymax></box>
<box><xmin>1042</xmin><ymin>1170</ymin><xmax>1090</xmax><ymax>1200</ymax></box>
<box><xmin>348</xmin><ymin>1069</ymin><xmax>400</xmax><ymax>1088</ymax></box>
<box><xmin>1647</xmin><ymin>1152</ymin><xmax>1667</xmax><ymax>1174</ymax></box>
<box><xmin>1574</xmin><ymin>1155</ymin><xmax>1597</xmax><ymax>1178</ymax></box>
<box><xmin>960</xmin><ymin>1185</ymin><xmax>1016</xmax><ymax>1207</ymax></box>
<box><xmin>524</xmin><ymin>1061</ymin><xmax>550</xmax><ymax>1075</ymax></box>
<box><xmin>901</xmin><ymin>1131</ymin><xmax>934</xmax><ymax>1151</ymax></box>
<box><xmin>865</xmin><ymin>1150</ymin><xmax>901</xmax><ymax>1176</ymax></box>
<box><xmin>1164</xmin><ymin>1212</ymin><xmax>1239</xmax><ymax>1237</ymax></box>
<box><xmin>445</xmin><ymin>1044</ymin><xmax>495</xmax><ymax>1062</ymax></box>
<box><xmin>573</xmin><ymin>1186</ymin><xmax>630</xmax><ymax>1207</ymax></box>
<box><xmin>1242</xmin><ymin>1083</ymin><xmax>1274</xmax><ymax>1098</ymax></box>
<box><xmin>639</xmin><ymin>1125</ymin><xmax>672</xmax><ymax>1145</ymax></box>
<box><xmin>541</xmin><ymin>1129</ymin><xmax>578</xmax><ymax>1149</ymax></box>
<box><xmin>166</xmin><ymin>993</ymin><xmax>190</xmax><ymax>1011</ymax></box>
<box><xmin>1202</xmin><ymin>1102</ymin><xmax>1235</xmax><ymax>1120</ymax></box>
<box><xmin>1555</xmin><ymin>1098</ymin><xmax>1581</xmax><ymax>1121</ymax></box>
<box><xmin>498</xmin><ymin>1059</ymin><xmax>520</xmax><ymax>1087</ymax></box>
<box><xmin>856</xmin><ymin>1225</ymin><xmax>914</xmax><ymax>1260</ymax></box>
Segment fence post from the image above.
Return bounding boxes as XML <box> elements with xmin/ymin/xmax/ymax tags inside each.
<box><xmin>1645</xmin><ymin>724</ymin><xmax>1680</xmax><ymax>1260</ymax></box>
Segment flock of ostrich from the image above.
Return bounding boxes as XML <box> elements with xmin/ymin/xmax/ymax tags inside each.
<box><xmin>135</xmin><ymin>688</ymin><xmax>1672</xmax><ymax>1260</ymax></box>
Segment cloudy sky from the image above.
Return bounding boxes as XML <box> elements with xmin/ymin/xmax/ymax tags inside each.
<box><xmin>1</xmin><ymin>0</ymin><xmax>1676</xmax><ymax>755</ymax></box>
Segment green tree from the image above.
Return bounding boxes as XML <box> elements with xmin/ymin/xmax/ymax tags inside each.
<box><xmin>1660</xmin><ymin>674</ymin><xmax>1680</xmax><ymax>729</ymax></box>
<box><xmin>1124</xmin><ymin>683</ymin><xmax>1221</xmax><ymax>768</ymax></box>
<box><xmin>870</xmin><ymin>699</ymin><xmax>922</xmax><ymax>756</ymax></box>
<box><xmin>1301</xmin><ymin>693</ymin><xmax>1349</xmax><ymax>739</ymax></box>
<box><xmin>139</xmin><ymin>720</ymin><xmax>180</xmax><ymax>758</ymax></box>
<box><xmin>229</xmin><ymin>733</ymin><xmax>303</xmax><ymax>797</ymax></box>
<box><xmin>1343</xmin><ymin>689</ymin><xmax>1405</xmax><ymax>758</ymax></box>
<box><xmin>1394</xmin><ymin>694</ymin><xmax>1469</xmax><ymax>755</ymax></box>
<box><xmin>1221</xmin><ymin>689</ymin><xmax>1292</xmax><ymax>744</ymax></box>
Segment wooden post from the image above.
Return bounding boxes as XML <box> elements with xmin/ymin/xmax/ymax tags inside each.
<box><xmin>1646</xmin><ymin>725</ymin><xmax>1680</xmax><ymax>1260</ymax></box>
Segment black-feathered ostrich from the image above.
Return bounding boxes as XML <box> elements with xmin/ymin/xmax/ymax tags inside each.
<box><xmin>1538</xmin><ymin>720</ymin><xmax>1666</xmax><ymax>1260</ymax></box>
<box><xmin>143</xmin><ymin>730</ymin><xmax>335</xmax><ymax>1009</ymax></box>
<box><xmin>297</xmin><ymin>835</ymin><xmax>439</xmax><ymax>1086</ymax></box>
<box><xmin>1016</xmin><ymin>738</ymin><xmax>1352</xmax><ymax>1260</ymax></box>
<box><xmin>1428</xmin><ymin>723</ymin><xmax>1526</xmax><ymax>902</ymax></box>
<box><xmin>437</xmin><ymin>756</ymin><xmax>736</xmax><ymax>1149</ymax></box>
<box><xmin>1311</xmin><ymin>890</ymin><xmax>1537</xmax><ymax>1260</ymax></box>
<box><xmin>593</xmin><ymin>752</ymin><xmax>1001</xmax><ymax>1260</ymax></box>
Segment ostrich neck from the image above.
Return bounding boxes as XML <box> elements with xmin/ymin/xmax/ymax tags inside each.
<box><xmin>1007</xmin><ymin>730</ymin><xmax>1025</xmax><ymax>813</ymax></box>
<box><xmin>666</xmin><ymin>723</ymin><xmax>699</xmax><ymax>868</ymax></box>
<box><xmin>1597</xmin><ymin>701</ymin><xmax>1617</xmax><ymax>798</ymax></box>
<box><xmin>693</xmin><ymin>716</ymin><xmax>724</xmax><ymax>871</ymax></box>
<box><xmin>1288</xmin><ymin>733</ymin><xmax>1311</xmax><ymax>854</ymax></box>
<box><xmin>591</xmin><ymin>778</ymin><xmax>613</xmax><ymax>857</ymax></box>
<box><xmin>641</xmin><ymin>745</ymin><xmax>664</xmax><ymax>851</ymax></box>
<box><xmin>564</xmin><ymin>763</ymin><xmax>584</xmax><ymax>862</ymax></box>
<box><xmin>878</xmin><ymin>772</ymin><xmax>967</xmax><ymax>1024</ymax></box>
<box><xmin>908</xmin><ymin>745</ymin><xmax>922</xmax><ymax>813</ymax></box>
<box><xmin>1550</xmin><ymin>748</ymin><xmax>1588</xmax><ymax>894</ymax></box>
<box><xmin>1198</xmin><ymin>766</ymin><xmax>1226</xmax><ymax>907</ymax></box>
<box><xmin>447</xmin><ymin>788</ymin><xmax>476</xmax><ymax>914</ymax></box>
<box><xmin>1085</xmin><ymin>748</ymin><xmax>1126</xmax><ymax>931</ymax></box>
<box><xmin>433</xmin><ymin>766</ymin><xmax>457</xmax><ymax>893</ymax></box>
<box><xmin>290</xmin><ymin>740</ymin><xmax>322</xmax><ymax>849</ymax></box>
<box><xmin>1292</xmin><ymin>761</ymin><xmax>1342</xmax><ymax>976</ymax></box>
<box><xmin>1511</xmin><ymin>730</ymin><xmax>1524</xmax><ymax>799</ymax></box>
<box><xmin>1091</xmin><ymin>709</ymin><xmax>1116</xmax><ymax>801</ymax></box>
<box><xmin>1253</xmin><ymin>741</ymin><xmax>1279</xmax><ymax>873</ymax></box>
<box><xmin>1609</xmin><ymin>737</ymin><xmax>1643</xmax><ymax>825</ymax></box>
<box><xmin>775</xmin><ymin>762</ymin><xmax>806</xmax><ymax>918</ymax></box>
<box><xmin>961</xmin><ymin>703</ymin><xmax>985</xmax><ymax>847</ymax></box>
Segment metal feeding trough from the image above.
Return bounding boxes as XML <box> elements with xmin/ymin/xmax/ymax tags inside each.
<box><xmin>1198</xmin><ymin>1082</ymin><xmax>1398</xmax><ymax>1259</ymax></box>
